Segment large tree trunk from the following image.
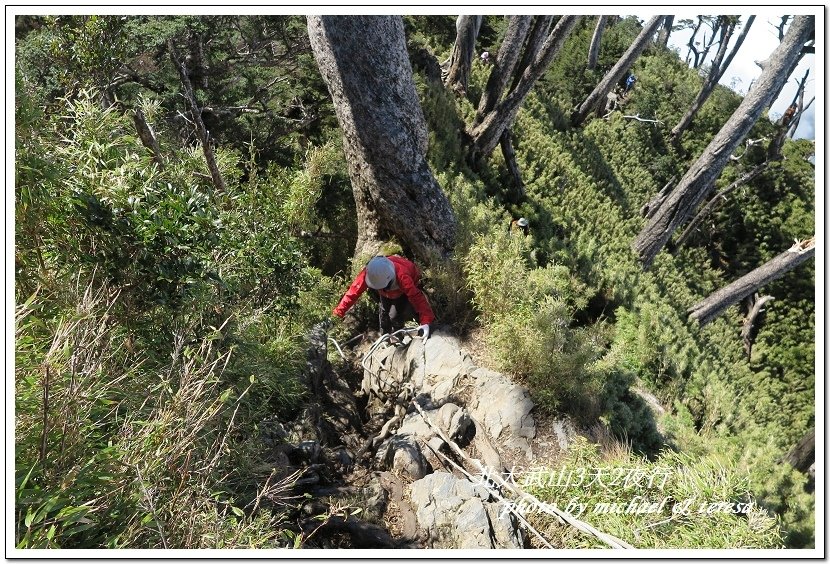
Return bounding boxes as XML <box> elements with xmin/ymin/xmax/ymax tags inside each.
<box><xmin>474</xmin><ymin>16</ymin><xmax>533</xmax><ymax>126</ymax></box>
<box><xmin>571</xmin><ymin>16</ymin><xmax>665</xmax><ymax>127</ymax></box>
<box><xmin>673</xmin><ymin>161</ymin><xmax>768</xmax><ymax>248</ymax></box>
<box><xmin>587</xmin><ymin>16</ymin><xmax>608</xmax><ymax>70</ymax></box>
<box><xmin>671</xmin><ymin>16</ymin><xmax>754</xmax><ymax>145</ymax></box>
<box><xmin>499</xmin><ymin>128</ymin><xmax>525</xmax><ymax>202</ymax></box>
<box><xmin>687</xmin><ymin>238</ymin><xmax>814</xmax><ymax>326</ymax></box>
<box><xmin>656</xmin><ymin>15</ymin><xmax>674</xmax><ymax>48</ymax></box>
<box><xmin>632</xmin><ymin>15</ymin><xmax>814</xmax><ymax>268</ymax></box>
<box><xmin>307</xmin><ymin>16</ymin><xmax>456</xmax><ymax>264</ymax></box>
<box><xmin>509</xmin><ymin>15</ymin><xmax>555</xmax><ymax>91</ymax></box>
<box><xmin>783</xmin><ymin>427</ymin><xmax>815</xmax><ymax>473</ymax></box>
<box><xmin>470</xmin><ymin>16</ymin><xmax>580</xmax><ymax>159</ymax></box>
<box><xmin>443</xmin><ymin>15</ymin><xmax>483</xmax><ymax>96</ymax></box>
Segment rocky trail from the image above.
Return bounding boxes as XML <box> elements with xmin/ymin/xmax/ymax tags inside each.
<box><xmin>260</xmin><ymin>323</ymin><xmax>589</xmax><ymax>549</ymax></box>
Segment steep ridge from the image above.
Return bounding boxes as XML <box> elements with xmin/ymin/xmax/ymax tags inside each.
<box><xmin>267</xmin><ymin>324</ymin><xmax>591</xmax><ymax>549</ymax></box>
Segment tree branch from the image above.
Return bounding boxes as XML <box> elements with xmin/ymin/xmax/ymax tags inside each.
<box><xmin>741</xmin><ymin>293</ymin><xmax>774</xmax><ymax>359</ymax></box>
<box><xmin>132</xmin><ymin>106</ymin><xmax>165</xmax><ymax>169</ymax></box>
<box><xmin>674</xmin><ymin>162</ymin><xmax>767</xmax><ymax>247</ymax></box>
<box><xmin>640</xmin><ymin>176</ymin><xmax>676</xmax><ymax>219</ymax></box>
<box><xmin>620</xmin><ymin>113</ymin><xmax>663</xmax><ymax>124</ymax></box>
<box><xmin>688</xmin><ymin>238</ymin><xmax>814</xmax><ymax>326</ymax></box>
<box><xmin>169</xmin><ymin>38</ymin><xmax>227</xmax><ymax>193</ymax></box>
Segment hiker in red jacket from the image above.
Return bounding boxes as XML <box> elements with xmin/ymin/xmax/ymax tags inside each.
<box><xmin>333</xmin><ymin>255</ymin><xmax>434</xmax><ymax>341</ymax></box>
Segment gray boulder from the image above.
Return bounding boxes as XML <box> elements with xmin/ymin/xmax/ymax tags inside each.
<box><xmin>409</xmin><ymin>471</ymin><xmax>522</xmax><ymax>549</ymax></box>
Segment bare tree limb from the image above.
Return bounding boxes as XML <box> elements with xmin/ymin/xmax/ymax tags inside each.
<box><xmin>620</xmin><ymin>113</ymin><xmax>663</xmax><ymax>124</ymax></box>
<box><xmin>776</xmin><ymin>15</ymin><xmax>791</xmax><ymax>41</ymax></box>
<box><xmin>169</xmin><ymin>38</ymin><xmax>227</xmax><ymax>193</ymax></box>
<box><xmin>640</xmin><ymin>176</ymin><xmax>676</xmax><ymax>219</ymax></box>
<box><xmin>674</xmin><ymin>162</ymin><xmax>768</xmax><ymax>247</ymax></box>
<box><xmin>686</xmin><ymin>16</ymin><xmax>704</xmax><ymax>67</ymax></box>
<box><xmin>132</xmin><ymin>106</ymin><xmax>165</xmax><ymax>169</ymax></box>
<box><xmin>741</xmin><ymin>293</ymin><xmax>774</xmax><ymax>359</ymax></box>
<box><xmin>587</xmin><ymin>15</ymin><xmax>608</xmax><ymax>70</ymax></box>
<box><xmin>500</xmin><ymin>128</ymin><xmax>525</xmax><ymax>202</ymax></box>
<box><xmin>697</xmin><ymin>16</ymin><xmax>723</xmax><ymax>67</ymax></box>
<box><xmin>786</xmin><ymin>69</ymin><xmax>812</xmax><ymax>138</ymax></box>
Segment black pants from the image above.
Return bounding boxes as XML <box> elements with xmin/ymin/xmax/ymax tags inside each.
<box><xmin>378</xmin><ymin>294</ymin><xmax>416</xmax><ymax>334</ymax></box>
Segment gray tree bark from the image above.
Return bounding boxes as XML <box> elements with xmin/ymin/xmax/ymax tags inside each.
<box><xmin>656</xmin><ymin>15</ymin><xmax>674</xmax><ymax>48</ymax></box>
<box><xmin>784</xmin><ymin>68</ymin><xmax>810</xmax><ymax>139</ymax></box>
<box><xmin>132</xmin><ymin>107</ymin><xmax>164</xmax><ymax>169</ymax></box>
<box><xmin>741</xmin><ymin>293</ymin><xmax>774</xmax><ymax>359</ymax></box>
<box><xmin>307</xmin><ymin>16</ymin><xmax>457</xmax><ymax>264</ymax></box>
<box><xmin>474</xmin><ymin>16</ymin><xmax>533</xmax><ymax>126</ymax></box>
<box><xmin>685</xmin><ymin>17</ymin><xmax>705</xmax><ymax>67</ymax></box>
<box><xmin>697</xmin><ymin>17</ymin><xmax>722</xmax><ymax>68</ymax></box>
<box><xmin>443</xmin><ymin>15</ymin><xmax>483</xmax><ymax>96</ymax></box>
<box><xmin>687</xmin><ymin>238</ymin><xmax>814</xmax><ymax>326</ymax></box>
<box><xmin>571</xmin><ymin>16</ymin><xmax>665</xmax><ymax>127</ymax></box>
<box><xmin>509</xmin><ymin>15</ymin><xmax>555</xmax><ymax>91</ymax></box>
<box><xmin>499</xmin><ymin>128</ymin><xmax>525</xmax><ymax>202</ymax></box>
<box><xmin>632</xmin><ymin>15</ymin><xmax>814</xmax><ymax>268</ymax></box>
<box><xmin>587</xmin><ymin>16</ymin><xmax>608</xmax><ymax>70</ymax></box>
<box><xmin>673</xmin><ymin>162</ymin><xmax>768</xmax><ymax>248</ymax></box>
<box><xmin>671</xmin><ymin>16</ymin><xmax>754</xmax><ymax>145</ymax></box>
<box><xmin>783</xmin><ymin>427</ymin><xmax>815</xmax><ymax>473</ymax></box>
<box><xmin>470</xmin><ymin>15</ymin><xmax>581</xmax><ymax>159</ymax></box>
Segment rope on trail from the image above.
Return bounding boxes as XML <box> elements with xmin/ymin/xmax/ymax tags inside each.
<box><xmin>328</xmin><ymin>337</ymin><xmax>346</xmax><ymax>360</ymax></box>
<box><xmin>412</xmin><ymin>400</ymin><xmax>634</xmax><ymax>550</ymax></box>
<box><xmin>353</xmin><ymin>328</ymin><xmax>632</xmax><ymax>548</ymax></box>
<box><xmin>360</xmin><ymin>327</ymin><xmax>423</xmax><ymax>400</ymax></box>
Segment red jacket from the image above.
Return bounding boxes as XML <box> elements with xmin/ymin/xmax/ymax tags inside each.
<box><xmin>333</xmin><ymin>255</ymin><xmax>435</xmax><ymax>325</ymax></box>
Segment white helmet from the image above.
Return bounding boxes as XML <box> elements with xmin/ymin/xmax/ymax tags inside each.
<box><xmin>365</xmin><ymin>256</ymin><xmax>396</xmax><ymax>290</ymax></box>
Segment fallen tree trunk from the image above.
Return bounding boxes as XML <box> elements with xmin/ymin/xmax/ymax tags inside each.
<box><xmin>688</xmin><ymin>238</ymin><xmax>814</xmax><ymax>326</ymax></box>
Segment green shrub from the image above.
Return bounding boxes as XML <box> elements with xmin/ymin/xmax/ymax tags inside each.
<box><xmin>520</xmin><ymin>437</ymin><xmax>783</xmax><ymax>549</ymax></box>
<box><xmin>464</xmin><ymin>230</ymin><xmax>608</xmax><ymax>415</ymax></box>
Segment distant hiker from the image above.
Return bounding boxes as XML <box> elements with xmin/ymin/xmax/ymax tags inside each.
<box><xmin>333</xmin><ymin>255</ymin><xmax>434</xmax><ymax>341</ymax></box>
<box><xmin>624</xmin><ymin>74</ymin><xmax>637</xmax><ymax>93</ymax></box>
<box><xmin>480</xmin><ymin>50</ymin><xmax>491</xmax><ymax>64</ymax></box>
<box><xmin>780</xmin><ymin>104</ymin><xmax>797</xmax><ymax>126</ymax></box>
<box><xmin>508</xmin><ymin>217</ymin><xmax>530</xmax><ymax>236</ymax></box>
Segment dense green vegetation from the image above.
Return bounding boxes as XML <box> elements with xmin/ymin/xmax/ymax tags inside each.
<box><xmin>15</xmin><ymin>15</ymin><xmax>814</xmax><ymax>549</ymax></box>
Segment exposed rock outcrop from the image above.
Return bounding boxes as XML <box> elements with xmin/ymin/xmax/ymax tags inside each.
<box><xmin>361</xmin><ymin>330</ymin><xmax>537</xmax><ymax>548</ymax></box>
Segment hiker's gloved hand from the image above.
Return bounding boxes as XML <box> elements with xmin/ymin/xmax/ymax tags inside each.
<box><xmin>418</xmin><ymin>324</ymin><xmax>431</xmax><ymax>342</ymax></box>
